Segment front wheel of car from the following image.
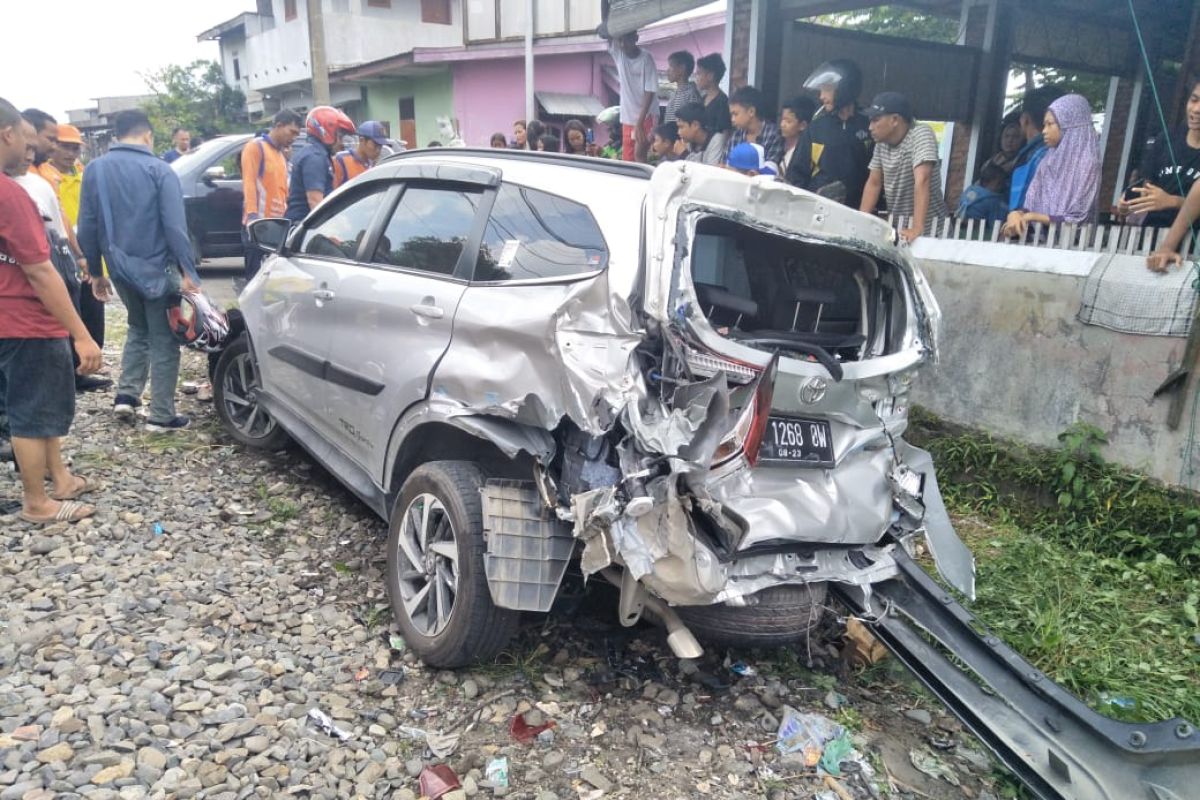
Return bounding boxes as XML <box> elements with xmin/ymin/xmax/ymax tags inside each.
<box><xmin>386</xmin><ymin>461</ymin><xmax>519</xmax><ymax>668</ymax></box>
<box><xmin>213</xmin><ymin>336</ymin><xmax>290</xmax><ymax>450</ymax></box>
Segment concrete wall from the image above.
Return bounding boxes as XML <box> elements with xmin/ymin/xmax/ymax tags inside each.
<box><xmin>909</xmin><ymin>239</ymin><xmax>1193</xmax><ymax>486</ymax></box>
<box><xmin>365</xmin><ymin>71</ymin><xmax>455</xmax><ymax>148</ymax></box>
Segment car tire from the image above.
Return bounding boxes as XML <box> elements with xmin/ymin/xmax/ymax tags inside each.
<box><xmin>387</xmin><ymin>461</ymin><xmax>519</xmax><ymax>668</ymax></box>
<box><xmin>212</xmin><ymin>336</ymin><xmax>290</xmax><ymax>450</ymax></box>
<box><xmin>674</xmin><ymin>583</ymin><xmax>829</xmax><ymax>648</ymax></box>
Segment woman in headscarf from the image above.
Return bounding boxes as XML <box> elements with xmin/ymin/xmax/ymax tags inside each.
<box><xmin>1002</xmin><ymin>93</ymin><xmax>1100</xmax><ymax>238</ymax></box>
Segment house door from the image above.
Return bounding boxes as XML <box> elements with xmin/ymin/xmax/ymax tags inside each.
<box><xmin>399</xmin><ymin>97</ymin><xmax>417</xmax><ymax>149</ymax></box>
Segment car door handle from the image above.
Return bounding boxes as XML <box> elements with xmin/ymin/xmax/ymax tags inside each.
<box><xmin>410</xmin><ymin>303</ymin><xmax>444</xmax><ymax>320</ymax></box>
<box><xmin>312</xmin><ymin>289</ymin><xmax>335</xmax><ymax>302</ymax></box>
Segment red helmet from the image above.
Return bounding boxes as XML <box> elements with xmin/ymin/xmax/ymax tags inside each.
<box><xmin>306</xmin><ymin>106</ymin><xmax>355</xmax><ymax>146</ymax></box>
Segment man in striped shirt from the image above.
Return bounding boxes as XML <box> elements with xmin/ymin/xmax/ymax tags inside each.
<box><xmin>239</xmin><ymin>109</ymin><xmax>302</xmax><ymax>281</ymax></box>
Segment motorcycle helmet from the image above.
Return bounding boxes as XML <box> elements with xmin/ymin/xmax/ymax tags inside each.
<box><xmin>306</xmin><ymin>105</ymin><xmax>356</xmax><ymax>147</ymax></box>
<box><xmin>803</xmin><ymin>59</ymin><xmax>863</xmax><ymax>110</ymax></box>
<box><xmin>167</xmin><ymin>291</ymin><xmax>230</xmax><ymax>353</ymax></box>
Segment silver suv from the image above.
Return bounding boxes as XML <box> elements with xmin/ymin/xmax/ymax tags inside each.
<box><xmin>218</xmin><ymin>149</ymin><xmax>972</xmax><ymax>666</ymax></box>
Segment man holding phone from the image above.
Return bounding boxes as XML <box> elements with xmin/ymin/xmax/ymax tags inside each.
<box><xmin>1122</xmin><ymin>77</ymin><xmax>1200</xmax><ymax>228</ymax></box>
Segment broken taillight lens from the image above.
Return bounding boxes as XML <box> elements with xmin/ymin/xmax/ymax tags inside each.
<box><xmin>683</xmin><ymin>347</ymin><xmax>759</xmax><ymax>384</ymax></box>
<box><xmin>712</xmin><ymin>354</ymin><xmax>779</xmax><ymax>467</ymax></box>
<box><xmin>742</xmin><ymin>359</ymin><xmax>778</xmax><ymax>468</ymax></box>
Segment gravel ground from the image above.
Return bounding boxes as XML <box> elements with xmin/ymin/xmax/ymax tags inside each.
<box><xmin>0</xmin><ymin>303</ymin><xmax>1008</xmax><ymax>800</ymax></box>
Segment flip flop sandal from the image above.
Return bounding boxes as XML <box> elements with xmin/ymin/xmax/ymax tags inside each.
<box><xmin>52</xmin><ymin>475</ymin><xmax>95</xmax><ymax>501</ymax></box>
<box><xmin>19</xmin><ymin>500</ymin><xmax>95</xmax><ymax>525</ymax></box>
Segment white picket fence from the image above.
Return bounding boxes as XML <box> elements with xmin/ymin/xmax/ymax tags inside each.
<box><xmin>883</xmin><ymin>213</ymin><xmax>1195</xmax><ymax>258</ymax></box>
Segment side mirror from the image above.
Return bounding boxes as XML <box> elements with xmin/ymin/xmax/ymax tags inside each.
<box><xmin>247</xmin><ymin>218</ymin><xmax>291</xmax><ymax>254</ymax></box>
<box><xmin>202</xmin><ymin>165</ymin><xmax>226</xmax><ymax>186</ymax></box>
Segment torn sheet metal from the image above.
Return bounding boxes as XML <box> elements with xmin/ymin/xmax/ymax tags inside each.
<box><xmin>894</xmin><ymin>441</ymin><xmax>976</xmax><ymax>600</ymax></box>
<box><xmin>431</xmin><ymin>268</ymin><xmax>645</xmax><ymax>436</ymax></box>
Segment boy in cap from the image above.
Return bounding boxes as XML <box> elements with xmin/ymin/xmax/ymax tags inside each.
<box><xmin>726</xmin><ymin>142</ymin><xmax>778</xmax><ymax>177</ymax></box>
<box><xmin>860</xmin><ymin>91</ymin><xmax>949</xmax><ymax>243</ymax></box>
<box><xmin>334</xmin><ymin>121</ymin><xmax>388</xmax><ymax>188</ymax></box>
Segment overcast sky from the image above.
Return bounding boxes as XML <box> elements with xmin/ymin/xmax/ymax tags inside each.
<box><xmin>3</xmin><ymin>0</ymin><xmax>253</xmax><ymax>121</ymax></box>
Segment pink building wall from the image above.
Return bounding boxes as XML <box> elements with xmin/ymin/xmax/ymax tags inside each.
<box><xmin>451</xmin><ymin>22</ymin><xmax>725</xmax><ymax>147</ymax></box>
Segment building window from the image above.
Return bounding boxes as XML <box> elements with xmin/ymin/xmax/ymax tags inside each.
<box><xmin>367</xmin><ymin>0</ymin><xmax>391</xmax><ymax>7</ymax></box>
<box><xmin>284</xmin><ymin>0</ymin><xmax>297</xmax><ymax>21</ymax></box>
<box><xmin>421</xmin><ymin>0</ymin><xmax>451</xmax><ymax>25</ymax></box>
<box><xmin>233</xmin><ymin>57</ymin><xmax>241</xmax><ymax>81</ymax></box>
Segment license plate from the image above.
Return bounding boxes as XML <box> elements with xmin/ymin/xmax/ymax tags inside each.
<box><xmin>758</xmin><ymin>416</ymin><xmax>834</xmax><ymax>467</ymax></box>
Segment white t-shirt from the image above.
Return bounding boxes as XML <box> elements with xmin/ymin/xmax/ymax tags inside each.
<box><xmin>15</xmin><ymin>173</ymin><xmax>67</xmax><ymax>239</ymax></box>
<box><xmin>610</xmin><ymin>42</ymin><xmax>659</xmax><ymax>126</ymax></box>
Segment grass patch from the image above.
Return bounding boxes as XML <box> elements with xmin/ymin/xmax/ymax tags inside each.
<box><xmin>908</xmin><ymin>409</ymin><xmax>1200</xmax><ymax>724</ymax></box>
<box><xmin>957</xmin><ymin>517</ymin><xmax>1200</xmax><ymax>724</ymax></box>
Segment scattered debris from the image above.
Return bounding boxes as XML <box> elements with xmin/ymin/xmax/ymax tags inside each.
<box><xmin>419</xmin><ymin>764</ymin><xmax>462</xmax><ymax>799</ymax></box>
<box><xmin>776</xmin><ymin>706</ymin><xmax>843</xmax><ymax>766</ymax></box>
<box><xmin>152</xmin><ymin>522</ymin><xmax>164</xmax><ymax>536</ymax></box>
<box><xmin>379</xmin><ymin>668</ymin><xmax>406</xmax><ymax>686</ymax></box>
<box><xmin>728</xmin><ymin>661</ymin><xmax>757</xmax><ymax>677</ymax></box>
<box><xmin>306</xmin><ymin>708</ymin><xmax>352</xmax><ymax>742</ymax></box>
<box><xmin>486</xmin><ymin>756</ymin><xmax>510</xmax><ymax>788</ymax></box>
<box><xmin>844</xmin><ymin>617</ymin><xmax>889</xmax><ymax>666</ymax></box>
<box><xmin>910</xmin><ymin>747</ymin><xmax>961</xmax><ymax>786</ymax></box>
<box><xmin>389</xmin><ymin>634</ymin><xmax>407</xmax><ymax>652</ymax></box>
<box><xmin>511</xmin><ymin>711</ymin><xmax>557</xmax><ymax>744</ymax></box>
<box><xmin>354</xmin><ymin>667</ymin><xmax>369</xmax><ymax>681</ymax></box>
<box><xmin>425</xmin><ymin>730</ymin><xmax>461</xmax><ymax>758</ymax></box>
<box><xmin>818</xmin><ymin>732</ymin><xmax>854</xmax><ymax>777</ymax></box>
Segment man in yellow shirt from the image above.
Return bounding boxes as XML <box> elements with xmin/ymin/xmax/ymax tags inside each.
<box><xmin>53</xmin><ymin>124</ymin><xmax>109</xmax><ymax>389</ymax></box>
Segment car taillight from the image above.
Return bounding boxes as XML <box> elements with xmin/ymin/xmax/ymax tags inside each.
<box><xmin>683</xmin><ymin>347</ymin><xmax>759</xmax><ymax>384</ymax></box>
<box><xmin>712</xmin><ymin>354</ymin><xmax>778</xmax><ymax>467</ymax></box>
<box><xmin>742</xmin><ymin>363</ymin><xmax>777</xmax><ymax>467</ymax></box>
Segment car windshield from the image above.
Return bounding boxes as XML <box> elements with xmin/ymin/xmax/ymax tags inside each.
<box><xmin>171</xmin><ymin>137</ymin><xmax>246</xmax><ymax>175</ymax></box>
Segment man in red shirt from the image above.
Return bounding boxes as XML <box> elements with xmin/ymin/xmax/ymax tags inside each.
<box><xmin>0</xmin><ymin>97</ymin><xmax>102</xmax><ymax>524</ymax></box>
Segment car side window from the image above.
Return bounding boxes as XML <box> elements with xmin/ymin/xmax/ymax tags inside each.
<box><xmin>216</xmin><ymin>151</ymin><xmax>242</xmax><ymax>181</ymax></box>
<box><xmin>475</xmin><ymin>184</ymin><xmax>608</xmax><ymax>282</ymax></box>
<box><xmin>298</xmin><ymin>188</ymin><xmax>388</xmax><ymax>260</ymax></box>
<box><xmin>370</xmin><ymin>185</ymin><xmax>481</xmax><ymax>276</ymax></box>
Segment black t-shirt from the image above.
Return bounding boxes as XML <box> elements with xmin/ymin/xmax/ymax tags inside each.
<box><xmin>704</xmin><ymin>91</ymin><xmax>731</xmax><ymax>135</ymax></box>
<box><xmin>1138</xmin><ymin>132</ymin><xmax>1200</xmax><ymax>228</ymax></box>
<box><xmin>796</xmin><ymin>108</ymin><xmax>874</xmax><ymax>209</ymax></box>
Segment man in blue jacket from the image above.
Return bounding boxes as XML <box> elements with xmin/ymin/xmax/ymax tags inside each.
<box><xmin>78</xmin><ymin>110</ymin><xmax>201</xmax><ymax>432</ymax></box>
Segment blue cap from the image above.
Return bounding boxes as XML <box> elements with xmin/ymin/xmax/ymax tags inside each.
<box><xmin>726</xmin><ymin>142</ymin><xmax>777</xmax><ymax>176</ymax></box>
<box><xmin>356</xmin><ymin>120</ymin><xmax>389</xmax><ymax>146</ymax></box>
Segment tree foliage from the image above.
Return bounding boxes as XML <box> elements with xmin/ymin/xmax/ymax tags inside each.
<box><xmin>142</xmin><ymin>60</ymin><xmax>247</xmax><ymax>145</ymax></box>
<box><xmin>815</xmin><ymin>5</ymin><xmax>960</xmax><ymax>44</ymax></box>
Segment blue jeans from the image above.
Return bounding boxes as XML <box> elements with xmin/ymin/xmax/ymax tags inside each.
<box><xmin>113</xmin><ymin>272</ymin><xmax>182</xmax><ymax>423</ymax></box>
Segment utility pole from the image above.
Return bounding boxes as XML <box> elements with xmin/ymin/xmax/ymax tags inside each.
<box><xmin>307</xmin><ymin>0</ymin><xmax>331</xmax><ymax>106</ymax></box>
<box><xmin>524</xmin><ymin>0</ymin><xmax>535</xmax><ymax>124</ymax></box>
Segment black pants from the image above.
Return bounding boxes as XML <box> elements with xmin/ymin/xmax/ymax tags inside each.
<box><xmin>79</xmin><ymin>280</ymin><xmax>105</xmax><ymax>349</ymax></box>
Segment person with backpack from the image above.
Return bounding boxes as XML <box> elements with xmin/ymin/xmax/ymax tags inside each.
<box><xmin>77</xmin><ymin>109</ymin><xmax>201</xmax><ymax>432</ymax></box>
<box><xmin>240</xmin><ymin>109</ymin><xmax>302</xmax><ymax>282</ymax></box>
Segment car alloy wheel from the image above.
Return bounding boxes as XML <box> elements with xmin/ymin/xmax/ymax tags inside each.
<box><xmin>220</xmin><ymin>349</ymin><xmax>277</xmax><ymax>440</ymax></box>
<box><xmin>393</xmin><ymin>493</ymin><xmax>460</xmax><ymax>637</ymax></box>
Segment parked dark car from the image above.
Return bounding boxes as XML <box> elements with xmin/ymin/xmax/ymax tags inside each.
<box><xmin>172</xmin><ymin>134</ymin><xmax>252</xmax><ymax>262</ymax></box>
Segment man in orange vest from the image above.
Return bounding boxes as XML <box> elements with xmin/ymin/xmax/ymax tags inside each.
<box><xmin>333</xmin><ymin>121</ymin><xmax>388</xmax><ymax>188</ymax></box>
<box><xmin>240</xmin><ymin>109</ymin><xmax>302</xmax><ymax>281</ymax></box>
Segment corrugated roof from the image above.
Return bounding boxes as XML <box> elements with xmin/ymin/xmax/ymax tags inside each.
<box><xmin>536</xmin><ymin>92</ymin><xmax>608</xmax><ymax>118</ymax></box>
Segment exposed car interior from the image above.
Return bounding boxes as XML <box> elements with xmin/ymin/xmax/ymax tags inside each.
<box><xmin>688</xmin><ymin>216</ymin><xmax>911</xmax><ymax>363</ymax></box>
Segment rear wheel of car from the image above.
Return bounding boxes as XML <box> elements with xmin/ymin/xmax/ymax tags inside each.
<box><xmin>386</xmin><ymin>461</ymin><xmax>519</xmax><ymax>668</ymax></box>
<box><xmin>213</xmin><ymin>336</ymin><xmax>290</xmax><ymax>450</ymax></box>
<box><xmin>675</xmin><ymin>583</ymin><xmax>829</xmax><ymax>648</ymax></box>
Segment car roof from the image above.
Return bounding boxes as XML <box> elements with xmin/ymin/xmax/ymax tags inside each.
<box><xmin>375</xmin><ymin>148</ymin><xmax>651</xmax><ymax>210</ymax></box>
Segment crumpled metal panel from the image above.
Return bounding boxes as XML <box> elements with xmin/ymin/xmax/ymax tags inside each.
<box><xmin>431</xmin><ymin>270</ymin><xmax>644</xmax><ymax>436</ymax></box>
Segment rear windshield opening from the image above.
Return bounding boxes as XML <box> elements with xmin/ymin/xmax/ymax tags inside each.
<box><xmin>687</xmin><ymin>216</ymin><xmax>906</xmax><ymax>361</ymax></box>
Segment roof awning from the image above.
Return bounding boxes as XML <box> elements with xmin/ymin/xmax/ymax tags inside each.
<box><xmin>536</xmin><ymin>91</ymin><xmax>608</xmax><ymax>118</ymax></box>
<box><xmin>605</xmin><ymin>0</ymin><xmax>715</xmax><ymax>37</ymax></box>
